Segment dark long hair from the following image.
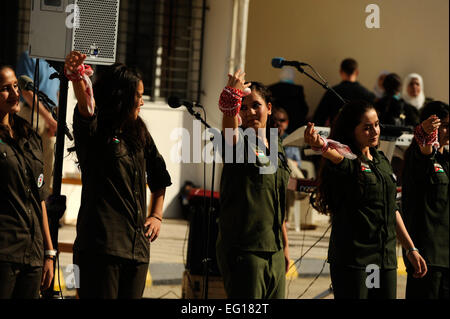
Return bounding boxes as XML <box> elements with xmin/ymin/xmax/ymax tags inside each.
<box><xmin>0</xmin><ymin>64</ymin><xmax>33</xmax><ymax>141</ymax></box>
<box><xmin>315</xmin><ymin>100</ymin><xmax>376</xmax><ymax>215</ymax></box>
<box><xmin>93</xmin><ymin>63</ymin><xmax>150</xmax><ymax>152</ymax></box>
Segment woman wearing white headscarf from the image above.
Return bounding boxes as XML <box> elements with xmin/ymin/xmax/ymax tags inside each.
<box><xmin>402</xmin><ymin>73</ymin><xmax>431</xmax><ymax>110</ymax></box>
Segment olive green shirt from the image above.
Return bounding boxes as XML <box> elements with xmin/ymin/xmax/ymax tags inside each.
<box><xmin>326</xmin><ymin>148</ymin><xmax>398</xmax><ymax>269</ymax></box>
<box><xmin>217</xmin><ymin>129</ymin><xmax>290</xmax><ymax>252</ymax></box>
<box><xmin>72</xmin><ymin>107</ymin><xmax>172</xmax><ymax>262</ymax></box>
<box><xmin>0</xmin><ymin>115</ymin><xmax>45</xmax><ymax>267</ymax></box>
<box><xmin>402</xmin><ymin>145</ymin><xmax>449</xmax><ymax>269</ymax></box>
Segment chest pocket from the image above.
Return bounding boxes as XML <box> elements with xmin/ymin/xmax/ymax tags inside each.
<box><xmin>430</xmin><ymin>167</ymin><xmax>449</xmax><ymax>202</ymax></box>
<box><xmin>361</xmin><ymin>171</ymin><xmax>380</xmax><ymax>202</ymax></box>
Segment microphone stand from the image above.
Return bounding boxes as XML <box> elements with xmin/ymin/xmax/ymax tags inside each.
<box><xmin>184</xmin><ymin>105</ymin><xmax>216</xmax><ymax>300</ymax></box>
<box><xmin>293</xmin><ymin>64</ymin><xmax>346</xmax><ymax>104</ymax></box>
<box><xmin>41</xmin><ymin>60</ymin><xmax>70</xmax><ymax>299</ymax></box>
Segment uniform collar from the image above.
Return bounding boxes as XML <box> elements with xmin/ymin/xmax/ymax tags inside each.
<box><xmin>361</xmin><ymin>147</ymin><xmax>380</xmax><ymax>164</ymax></box>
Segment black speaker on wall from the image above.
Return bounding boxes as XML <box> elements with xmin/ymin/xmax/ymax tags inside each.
<box><xmin>185</xmin><ymin>189</ymin><xmax>221</xmax><ymax>276</ymax></box>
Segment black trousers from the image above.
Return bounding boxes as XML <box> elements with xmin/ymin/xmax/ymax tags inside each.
<box><xmin>406</xmin><ymin>267</ymin><xmax>449</xmax><ymax>299</ymax></box>
<box><xmin>74</xmin><ymin>251</ymin><xmax>149</xmax><ymax>299</ymax></box>
<box><xmin>0</xmin><ymin>262</ymin><xmax>42</xmax><ymax>299</ymax></box>
<box><xmin>330</xmin><ymin>264</ymin><xmax>397</xmax><ymax>299</ymax></box>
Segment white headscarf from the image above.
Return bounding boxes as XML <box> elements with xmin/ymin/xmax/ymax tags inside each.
<box><xmin>402</xmin><ymin>73</ymin><xmax>426</xmax><ymax>110</ymax></box>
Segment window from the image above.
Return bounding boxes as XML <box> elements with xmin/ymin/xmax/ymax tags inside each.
<box><xmin>119</xmin><ymin>0</ymin><xmax>206</xmax><ymax>102</ymax></box>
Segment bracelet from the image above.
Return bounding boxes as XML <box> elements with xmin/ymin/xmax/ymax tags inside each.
<box><xmin>44</xmin><ymin>249</ymin><xmax>57</xmax><ymax>256</ymax></box>
<box><xmin>218</xmin><ymin>87</ymin><xmax>243</xmax><ymax>117</ymax></box>
<box><xmin>414</xmin><ymin>124</ymin><xmax>437</xmax><ymax>147</ymax></box>
<box><xmin>45</xmin><ymin>255</ymin><xmax>56</xmax><ymax>261</ymax></box>
<box><xmin>150</xmin><ymin>215</ymin><xmax>163</xmax><ymax>222</ymax></box>
<box><xmin>64</xmin><ymin>64</ymin><xmax>94</xmax><ymax>82</ymax></box>
<box><xmin>311</xmin><ymin>136</ymin><xmax>329</xmax><ymax>153</ymax></box>
<box><xmin>406</xmin><ymin>247</ymin><xmax>419</xmax><ymax>256</ymax></box>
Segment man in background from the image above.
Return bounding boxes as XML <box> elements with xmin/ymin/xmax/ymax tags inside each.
<box><xmin>313</xmin><ymin>58</ymin><xmax>375</xmax><ymax>126</ymax></box>
<box><xmin>269</xmin><ymin>67</ymin><xmax>309</xmax><ymax>134</ymax></box>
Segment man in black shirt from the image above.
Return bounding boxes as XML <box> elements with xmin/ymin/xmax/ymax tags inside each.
<box><xmin>268</xmin><ymin>67</ymin><xmax>309</xmax><ymax>133</ymax></box>
<box><xmin>313</xmin><ymin>58</ymin><xmax>375</xmax><ymax>126</ymax></box>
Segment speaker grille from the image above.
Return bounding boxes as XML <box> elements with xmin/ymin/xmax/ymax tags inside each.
<box><xmin>73</xmin><ymin>0</ymin><xmax>119</xmax><ymax>61</ymax></box>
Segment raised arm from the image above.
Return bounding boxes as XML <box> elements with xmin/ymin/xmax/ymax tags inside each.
<box><xmin>304</xmin><ymin>122</ymin><xmax>344</xmax><ymax>164</ymax></box>
<box><xmin>64</xmin><ymin>51</ymin><xmax>95</xmax><ymax>118</ymax></box>
<box><xmin>416</xmin><ymin>115</ymin><xmax>441</xmax><ymax>155</ymax></box>
<box><xmin>220</xmin><ymin>70</ymin><xmax>251</xmax><ymax>145</ymax></box>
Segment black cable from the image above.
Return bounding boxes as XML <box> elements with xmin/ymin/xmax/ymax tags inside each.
<box><xmin>287</xmin><ymin>204</ymin><xmax>312</xmax><ymax>297</ymax></box>
<box><xmin>57</xmin><ymin>254</ymin><xmax>63</xmax><ymax>299</ymax></box>
<box><xmin>31</xmin><ymin>60</ymin><xmax>38</xmax><ymax>127</ymax></box>
<box><xmin>289</xmin><ymin>223</ymin><xmax>331</xmax><ymax>272</ymax></box>
<box><xmin>297</xmin><ymin>257</ymin><xmax>329</xmax><ymax>299</ymax></box>
<box><xmin>35</xmin><ymin>60</ymin><xmax>40</xmax><ymax>131</ymax></box>
<box><xmin>157</xmin><ymin>290</ymin><xmax>181</xmax><ymax>299</ymax></box>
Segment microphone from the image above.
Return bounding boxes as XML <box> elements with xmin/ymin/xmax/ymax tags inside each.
<box><xmin>168</xmin><ymin>96</ymin><xmax>202</xmax><ymax>109</ymax></box>
<box><xmin>271</xmin><ymin>57</ymin><xmax>308</xmax><ymax>69</ymax></box>
<box><xmin>18</xmin><ymin>75</ymin><xmax>57</xmax><ymax>110</ymax></box>
<box><xmin>18</xmin><ymin>75</ymin><xmax>73</xmax><ymax>141</ymax></box>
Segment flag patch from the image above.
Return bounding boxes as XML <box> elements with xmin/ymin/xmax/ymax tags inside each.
<box><xmin>434</xmin><ymin>163</ymin><xmax>445</xmax><ymax>173</ymax></box>
<box><xmin>361</xmin><ymin>163</ymin><xmax>372</xmax><ymax>173</ymax></box>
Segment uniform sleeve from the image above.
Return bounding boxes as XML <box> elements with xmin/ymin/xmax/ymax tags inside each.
<box><xmin>326</xmin><ymin>157</ymin><xmax>355</xmax><ymax>177</ymax></box>
<box><xmin>72</xmin><ymin>105</ymin><xmax>98</xmax><ymax>166</ymax></box>
<box><xmin>145</xmin><ymin>134</ymin><xmax>172</xmax><ymax>193</ymax></box>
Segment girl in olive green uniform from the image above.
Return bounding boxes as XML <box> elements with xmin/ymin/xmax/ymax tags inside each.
<box><xmin>402</xmin><ymin>101</ymin><xmax>449</xmax><ymax>299</ymax></box>
<box><xmin>0</xmin><ymin>64</ymin><xmax>55</xmax><ymax>298</ymax></box>
<box><xmin>216</xmin><ymin>70</ymin><xmax>290</xmax><ymax>299</ymax></box>
<box><xmin>304</xmin><ymin>100</ymin><xmax>427</xmax><ymax>299</ymax></box>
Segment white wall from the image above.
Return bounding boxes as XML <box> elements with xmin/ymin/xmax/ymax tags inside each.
<box><xmin>62</xmin><ymin>0</ymin><xmax>239</xmax><ymax>221</ymax></box>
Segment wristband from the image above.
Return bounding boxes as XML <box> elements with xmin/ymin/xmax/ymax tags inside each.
<box><xmin>150</xmin><ymin>215</ymin><xmax>162</xmax><ymax>222</ymax></box>
<box><xmin>64</xmin><ymin>64</ymin><xmax>93</xmax><ymax>82</ymax></box>
<box><xmin>219</xmin><ymin>87</ymin><xmax>244</xmax><ymax>117</ymax></box>
<box><xmin>44</xmin><ymin>249</ymin><xmax>57</xmax><ymax>256</ymax></box>
<box><xmin>414</xmin><ymin>124</ymin><xmax>438</xmax><ymax>147</ymax></box>
<box><xmin>406</xmin><ymin>247</ymin><xmax>419</xmax><ymax>256</ymax></box>
<box><xmin>311</xmin><ymin>136</ymin><xmax>329</xmax><ymax>153</ymax></box>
